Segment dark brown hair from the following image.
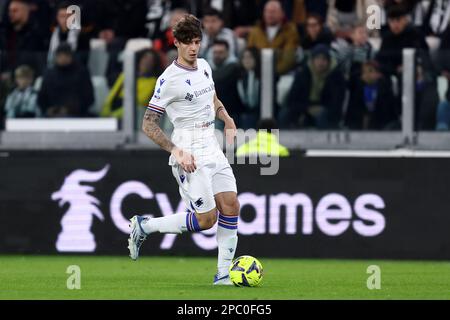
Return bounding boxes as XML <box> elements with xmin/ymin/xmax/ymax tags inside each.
<box><xmin>173</xmin><ymin>14</ymin><xmax>203</xmax><ymax>44</ymax></box>
<box><xmin>306</xmin><ymin>13</ymin><xmax>324</xmax><ymax>26</ymax></box>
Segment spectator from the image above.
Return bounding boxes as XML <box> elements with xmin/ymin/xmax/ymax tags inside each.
<box><xmin>0</xmin><ymin>0</ymin><xmax>48</xmax><ymax>77</ymax></box>
<box><xmin>299</xmin><ymin>13</ymin><xmax>334</xmax><ymax>52</ymax></box>
<box><xmin>436</xmin><ymin>25</ymin><xmax>450</xmax><ymax>130</ymax></box>
<box><xmin>153</xmin><ymin>8</ymin><xmax>187</xmax><ymax>56</ymax></box>
<box><xmin>345</xmin><ymin>60</ymin><xmax>398</xmax><ymax>130</ymax></box>
<box><xmin>210</xmin><ymin>40</ymin><xmax>241</xmax><ymax>128</ymax></box>
<box><xmin>95</xmin><ymin>0</ymin><xmax>148</xmax><ymax>43</ymax></box>
<box><xmin>304</xmin><ymin>0</ymin><xmax>329</xmax><ymax>21</ymax></box>
<box><xmin>237</xmin><ymin>48</ymin><xmax>261</xmax><ymax>129</ymax></box>
<box><xmin>47</xmin><ymin>1</ymin><xmax>92</xmax><ymax>67</ymax></box>
<box><xmin>144</xmin><ymin>0</ymin><xmax>187</xmax><ymax>40</ymax></box>
<box><xmin>0</xmin><ymin>1</ymin><xmax>9</xmax><ymax>27</ymax></box>
<box><xmin>280</xmin><ymin>0</ymin><xmax>329</xmax><ymax>24</ymax></box>
<box><xmin>326</xmin><ymin>0</ymin><xmax>378</xmax><ymax>39</ymax></box>
<box><xmin>247</xmin><ymin>0</ymin><xmax>300</xmax><ymax>75</ymax></box>
<box><xmin>383</xmin><ymin>0</ymin><xmax>420</xmax><ymax>14</ymax></box>
<box><xmin>0</xmin><ymin>77</ymin><xmax>12</xmax><ymax>129</ymax></box>
<box><xmin>38</xmin><ymin>43</ymin><xmax>94</xmax><ymax>117</ymax></box>
<box><xmin>436</xmin><ymin>74</ymin><xmax>450</xmax><ymax>130</ymax></box>
<box><xmin>332</xmin><ymin>22</ymin><xmax>374</xmax><ymax>82</ymax></box>
<box><xmin>380</xmin><ymin>0</ymin><xmax>450</xmax><ymax>36</ymax></box>
<box><xmin>283</xmin><ymin>0</ymin><xmax>308</xmax><ymax>25</ymax></box>
<box><xmin>279</xmin><ymin>44</ymin><xmax>346</xmax><ymax>129</ymax></box>
<box><xmin>5</xmin><ymin>64</ymin><xmax>40</xmax><ymax>118</ymax></box>
<box><xmin>2</xmin><ymin>0</ymin><xmax>52</xmax><ymax>39</ymax></box>
<box><xmin>199</xmin><ymin>8</ymin><xmax>239</xmax><ymax>62</ymax></box>
<box><xmin>191</xmin><ymin>0</ymin><xmax>264</xmax><ymax>38</ymax></box>
<box><xmin>415</xmin><ymin>0</ymin><xmax>450</xmax><ymax>37</ymax></box>
<box><xmin>415</xmin><ymin>58</ymin><xmax>439</xmax><ymax>130</ymax></box>
<box><xmin>95</xmin><ymin>0</ymin><xmax>149</xmax><ymax>86</ymax></box>
<box><xmin>436</xmin><ymin>24</ymin><xmax>450</xmax><ymax>74</ymax></box>
<box><xmin>376</xmin><ymin>5</ymin><xmax>429</xmax><ymax>77</ymax></box>
<box><xmin>101</xmin><ymin>49</ymin><xmax>163</xmax><ymax>121</ymax></box>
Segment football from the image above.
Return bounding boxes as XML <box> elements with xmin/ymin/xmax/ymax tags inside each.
<box><xmin>229</xmin><ymin>255</ymin><xmax>263</xmax><ymax>287</ymax></box>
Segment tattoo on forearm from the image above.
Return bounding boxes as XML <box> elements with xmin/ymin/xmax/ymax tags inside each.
<box><xmin>142</xmin><ymin>109</ymin><xmax>175</xmax><ymax>153</ymax></box>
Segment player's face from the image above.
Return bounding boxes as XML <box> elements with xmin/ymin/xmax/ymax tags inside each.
<box><xmin>176</xmin><ymin>37</ymin><xmax>201</xmax><ymax>64</ymax></box>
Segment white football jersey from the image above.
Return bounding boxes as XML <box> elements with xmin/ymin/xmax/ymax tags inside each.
<box><xmin>147</xmin><ymin>58</ymin><xmax>223</xmax><ymax>166</ymax></box>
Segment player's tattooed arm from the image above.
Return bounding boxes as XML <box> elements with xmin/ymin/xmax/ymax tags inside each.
<box><xmin>142</xmin><ymin>109</ymin><xmax>175</xmax><ymax>153</ymax></box>
<box><xmin>142</xmin><ymin>109</ymin><xmax>197</xmax><ymax>172</ymax></box>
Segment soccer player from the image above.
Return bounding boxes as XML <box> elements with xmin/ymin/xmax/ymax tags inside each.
<box><xmin>128</xmin><ymin>14</ymin><xmax>240</xmax><ymax>286</ymax></box>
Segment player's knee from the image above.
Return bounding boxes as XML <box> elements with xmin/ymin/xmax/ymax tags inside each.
<box><xmin>196</xmin><ymin>210</ymin><xmax>217</xmax><ymax>230</ymax></box>
<box><xmin>221</xmin><ymin>198</ymin><xmax>240</xmax><ymax>216</ymax></box>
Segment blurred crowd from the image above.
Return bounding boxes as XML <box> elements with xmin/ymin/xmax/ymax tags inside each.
<box><xmin>1</xmin><ymin>0</ymin><xmax>450</xmax><ymax>131</ymax></box>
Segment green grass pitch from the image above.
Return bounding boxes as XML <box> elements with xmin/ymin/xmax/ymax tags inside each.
<box><xmin>0</xmin><ymin>256</ymin><xmax>449</xmax><ymax>300</ymax></box>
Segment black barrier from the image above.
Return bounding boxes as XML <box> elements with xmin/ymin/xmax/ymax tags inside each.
<box><xmin>0</xmin><ymin>150</ymin><xmax>449</xmax><ymax>259</ymax></box>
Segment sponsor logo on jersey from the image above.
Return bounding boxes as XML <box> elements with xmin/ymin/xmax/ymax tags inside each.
<box><xmin>194</xmin><ymin>120</ymin><xmax>215</xmax><ymax>129</ymax></box>
<box><xmin>194</xmin><ymin>83</ymin><xmax>215</xmax><ymax>98</ymax></box>
<box><xmin>185</xmin><ymin>93</ymin><xmax>194</xmax><ymax>101</ymax></box>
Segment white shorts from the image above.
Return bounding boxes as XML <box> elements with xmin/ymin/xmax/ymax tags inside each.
<box><xmin>171</xmin><ymin>154</ymin><xmax>237</xmax><ymax>214</ymax></box>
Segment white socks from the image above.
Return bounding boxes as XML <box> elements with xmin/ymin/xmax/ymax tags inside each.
<box><xmin>140</xmin><ymin>211</ymin><xmax>201</xmax><ymax>234</ymax></box>
<box><xmin>217</xmin><ymin>214</ymin><xmax>239</xmax><ymax>277</ymax></box>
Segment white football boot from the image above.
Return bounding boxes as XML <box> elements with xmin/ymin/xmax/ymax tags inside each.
<box><xmin>128</xmin><ymin>215</ymin><xmax>148</xmax><ymax>261</ymax></box>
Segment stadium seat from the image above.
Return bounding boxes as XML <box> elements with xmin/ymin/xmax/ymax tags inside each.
<box><xmin>88</xmin><ymin>38</ymin><xmax>109</xmax><ymax>77</ymax></box>
<box><xmin>89</xmin><ymin>76</ymin><xmax>110</xmax><ymax>116</ymax></box>
<box><xmin>437</xmin><ymin>76</ymin><xmax>448</xmax><ymax>102</ymax></box>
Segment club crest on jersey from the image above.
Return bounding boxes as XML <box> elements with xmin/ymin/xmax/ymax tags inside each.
<box><xmin>204</xmin><ymin>70</ymin><xmax>209</xmax><ymax>79</ymax></box>
<box><xmin>194</xmin><ymin>198</ymin><xmax>204</xmax><ymax>208</ymax></box>
<box><xmin>180</xmin><ymin>175</ymin><xmax>185</xmax><ymax>183</ymax></box>
<box><xmin>185</xmin><ymin>93</ymin><xmax>194</xmax><ymax>101</ymax></box>
<box><xmin>185</xmin><ymin>79</ymin><xmax>191</xmax><ymax>86</ymax></box>
<box><xmin>160</xmin><ymin>78</ymin><xmax>165</xmax><ymax>86</ymax></box>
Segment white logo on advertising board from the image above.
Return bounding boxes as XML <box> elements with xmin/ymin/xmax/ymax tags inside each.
<box><xmin>52</xmin><ymin>165</ymin><xmax>109</xmax><ymax>252</ymax></box>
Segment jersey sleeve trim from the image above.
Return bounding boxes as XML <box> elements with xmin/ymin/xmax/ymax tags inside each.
<box><xmin>147</xmin><ymin>103</ymin><xmax>165</xmax><ymax>115</ymax></box>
